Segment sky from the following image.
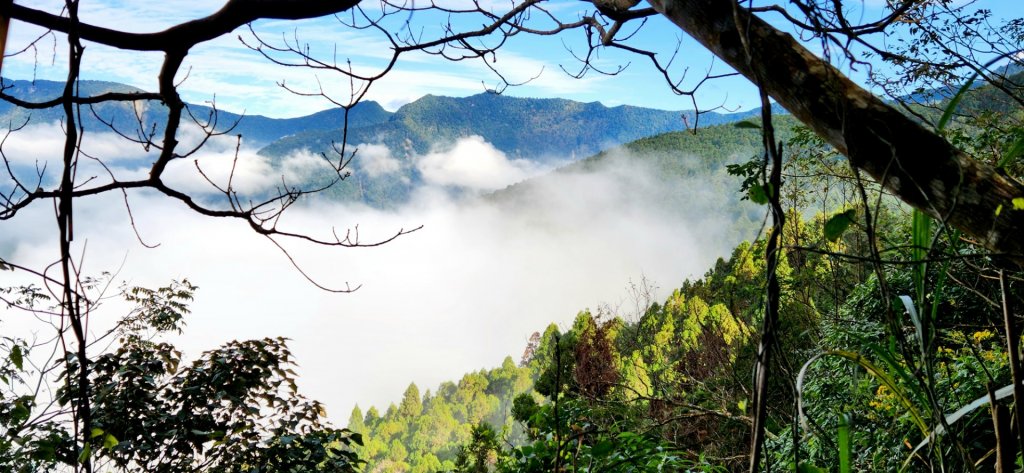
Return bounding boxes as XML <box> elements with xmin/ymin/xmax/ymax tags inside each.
<box><xmin>2</xmin><ymin>0</ymin><xmax>780</xmax><ymax>116</ymax></box>
<box><xmin>5</xmin><ymin>1</ymin><xmax>1022</xmax><ymax>116</ymax></box>
<box><xmin>2</xmin><ymin>0</ymin><xmax>1023</xmax><ymax>423</ymax></box>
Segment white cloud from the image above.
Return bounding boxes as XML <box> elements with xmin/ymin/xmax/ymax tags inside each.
<box><xmin>0</xmin><ymin>120</ymin><xmax>337</xmax><ymax>200</ymax></box>
<box><xmin>357</xmin><ymin>143</ymin><xmax>403</xmax><ymax>177</ymax></box>
<box><xmin>0</xmin><ymin>122</ymin><xmax>146</xmax><ymax>165</ymax></box>
<box><xmin>416</xmin><ymin>136</ymin><xmax>541</xmax><ymax>190</ymax></box>
<box><xmin>160</xmin><ymin>129</ymin><xmax>343</xmax><ymax>196</ymax></box>
<box><xmin>161</xmin><ymin>148</ymin><xmax>278</xmax><ymax>196</ymax></box>
<box><xmin>281</xmin><ymin>149</ymin><xmax>335</xmax><ymax>181</ymax></box>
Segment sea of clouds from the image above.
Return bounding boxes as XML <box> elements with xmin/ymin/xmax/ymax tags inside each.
<box><xmin>0</xmin><ymin>120</ymin><xmax>755</xmax><ymax>422</ymax></box>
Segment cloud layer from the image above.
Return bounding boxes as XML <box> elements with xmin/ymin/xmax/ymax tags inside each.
<box><xmin>1</xmin><ymin>123</ymin><xmax>751</xmax><ymax>423</ymax></box>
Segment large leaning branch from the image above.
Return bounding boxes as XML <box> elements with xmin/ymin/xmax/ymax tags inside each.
<box><xmin>648</xmin><ymin>0</ymin><xmax>1024</xmax><ymax>263</ymax></box>
<box><xmin>5</xmin><ymin>0</ymin><xmax>361</xmax><ymax>52</ymax></box>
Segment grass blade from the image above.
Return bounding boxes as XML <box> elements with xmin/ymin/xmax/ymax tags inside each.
<box><xmin>838</xmin><ymin>413</ymin><xmax>852</xmax><ymax>473</ymax></box>
<box><xmin>937</xmin><ymin>74</ymin><xmax>979</xmax><ymax>131</ymax></box>
<box><xmin>899</xmin><ymin>296</ymin><xmax>926</xmax><ymax>361</ymax></box>
<box><xmin>904</xmin><ymin>382</ymin><xmax>1020</xmax><ymax>470</ymax></box>
<box><xmin>911</xmin><ymin>210</ymin><xmax>932</xmax><ymax>306</ymax></box>
<box><xmin>997</xmin><ymin>133</ymin><xmax>1024</xmax><ymax>169</ymax></box>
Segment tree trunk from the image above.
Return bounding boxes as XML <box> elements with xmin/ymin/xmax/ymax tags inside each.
<box><xmin>647</xmin><ymin>0</ymin><xmax>1024</xmax><ymax>264</ymax></box>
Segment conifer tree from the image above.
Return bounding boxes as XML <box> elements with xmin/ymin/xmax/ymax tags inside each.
<box><xmin>348</xmin><ymin>405</ymin><xmax>365</xmax><ymax>434</ymax></box>
<box><xmin>399</xmin><ymin>383</ymin><xmax>423</xmax><ymax>418</ymax></box>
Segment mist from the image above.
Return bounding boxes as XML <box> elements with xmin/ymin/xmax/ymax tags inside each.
<box><xmin>0</xmin><ymin>122</ymin><xmax>753</xmax><ymax>423</ymax></box>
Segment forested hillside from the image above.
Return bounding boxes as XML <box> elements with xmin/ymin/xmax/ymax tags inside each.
<box><xmin>348</xmin><ymin>201</ymin><xmax>869</xmax><ymax>472</ymax></box>
<box><xmin>346</xmin><ymin>358</ymin><xmax>533</xmax><ymax>472</ymax></box>
<box><xmin>486</xmin><ymin>116</ymin><xmax>798</xmax><ymax>244</ymax></box>
<box><xmin>348</xmin><ymin>74</ymin><xmax>1024</xmax><ymax>470</ymax></box>
<box><xmin>353</xmin><ymin>180</ymin><xmax>1021</xmax><ymax>472</ymax></box>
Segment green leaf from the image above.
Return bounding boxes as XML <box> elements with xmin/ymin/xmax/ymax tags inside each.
<box><xmin>10</xmin><ymin>344</ymin><xmax>23</xmax><ymax>370</ymax></box>
<box><xmin>31</xmin><ymin>440</ymin><xmax>57</xmax><ymax>461</ymax></box>
<box><xmin>858</xmin><ymin>340</ymin><xmax>928</xmax><ymax>406</ymax></box>
<box><xmin>997</xmin><ymin>134</ymin><xmax>1024</xmax><ymax>168</ymax></box>
<box><xmin>823</xmin><ymin>209</ymin><xmax>857</xmax><ymax>242</ymax></box>
<box><xmin>798</xmin><ymin>350</ymin><xmax>928</xmax><ymax>435</ymax></box>
<box><xmin>899</xmin><ymin>296</ymin><xmax>927</xmax><ymax>360</ymax></box>
<box><xmin>103</xmin><ymin>433</ymin><xmax>119</xmax><ymax>450</ymax></box>
<box><xmin>937</xmin><ymin>74</ymin><xmax>978</xmax><ymax>131</ymax></box>
<box><xmin>78</xmin><ymin>443</ymin><xmax>91</xmax><ymax>464</ymax></box>
<box><xmin>90</xmin><ymin>428</ymin><xmax>104</xmax><ymax>439</ymax></box>
<box><xmin>798</xmin><ymin>462</ymin><xmax>828</xmax><ymax>473</ymax></box>
<box><xmin>749</xmin><ymin>184</ymin><xmax>769</xmax><ymax>205</ymax></box>
<box><xmin>734</xmin><ymin>121</ymin><xmax>761</xmax><ymax>129</ymax></box>
<box><xmin>12</xmin><ymin>401</ymin><xmax>30</xmax><ymax>423</ymax></box>
<box><xmin>591</xmin><ymin>440</ymin><xmax>614</xmax><ymax>457</ymax></box>
<box><xmin>1013</xmin><ymin>197</ymin><xmax>1024</xmax><ymax>210</ymax></box>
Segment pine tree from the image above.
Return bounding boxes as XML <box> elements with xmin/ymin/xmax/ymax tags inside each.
<box><xmin>399</xmin><ymin>383</ymin><xmax>423</xmax><ymax>418</ymax></box>
<box><xmin>365</xmin><ymin>406</ymin><xmax>381</xmax><ymax>426</ymax></box>
<box><xmin>348</xmin><ymin>404</ymin><xmax>366</xmax><ymax>433</ymax></box>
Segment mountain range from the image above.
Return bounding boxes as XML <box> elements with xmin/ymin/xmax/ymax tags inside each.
<box><xmin>5</xmin><ymin>71</ymin><xmax>1010</xmax><ymax>209</ymax></box>
<box><xmin>0</xmin><ymin>77</ymin><xmax>776</xmax><ymax>206</ymax></box>
<box><xmin>0</xmin><ymin>78</ymin><xmax>768</xmax><ymax>160</ymax></box>
<box><xmin>255</xmin><ymin>92</ymin><xmax>772</xmax><ymax>162</ymax></box>
<box><xmin>0</xmin><ymin>78</ymin><xmax>390</xmax><ymax>146</ymax></box>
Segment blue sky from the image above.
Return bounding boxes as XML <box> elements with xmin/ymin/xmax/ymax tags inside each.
<box><xmin>8</xmin><ymin>0</ymin><xmax>1019</xmax><ymax>118</ymax></box>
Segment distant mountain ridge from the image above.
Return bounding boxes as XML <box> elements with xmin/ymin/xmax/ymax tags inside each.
<box><xmin>0</xmin><ymin>78</ymin><xmax>391</xmax><ymax>146</ymax></box>
<box><xmin>257</xmin><ymin>92</ymin><xmax>771</xmax><ymax>162</ymax></box>
<box><xmin>0</xmin><ymin>77</ymin><xmax>781</xmax><ymax>207</ymax></box>
<box><xmin>0</xmin><ymin>77</ymin><xmax>770</xmax><ymax>161</ymax></box>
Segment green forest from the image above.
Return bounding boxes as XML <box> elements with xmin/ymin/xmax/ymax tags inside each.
<box><xmin>343</xmin><ymin>69</ymin><xmax>1024</xmax><ymax>471</ymax></box>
